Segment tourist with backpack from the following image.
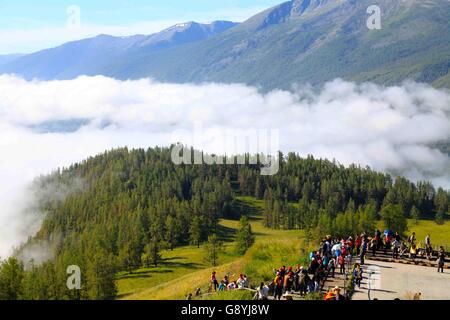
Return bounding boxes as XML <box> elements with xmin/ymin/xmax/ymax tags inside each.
<box><xmin>273</xmin><ymin>271</ymin><xmax>283</xmax><ymax>300</ymax></box>
<box><xmin>392</xmin><ymin>239</ymin><xmax>400</xmax><ymax>259</ymax></box>
<box><xmin>283</xmin><ymin>269</ymin><xmax>295</xmax><ymax>293</ymax></box>
<box><xmin>298</xmin><ymin>268</ymin><xmax>309</xmax><ymax>296</ymax></box>
<box><xmin>327</xmin><ymin>257</ymin><xmax>336</xmax><ymax>278</ymax></box>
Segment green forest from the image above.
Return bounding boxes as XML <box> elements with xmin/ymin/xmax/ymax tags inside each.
<box><xmin>0</xmin><ymin>146</ymin><xmax>448</xmax><ymax>300</ymax></box>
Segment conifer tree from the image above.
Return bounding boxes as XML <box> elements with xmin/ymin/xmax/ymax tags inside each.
<box><xmin>203</xmin><ymin>234</ymin><xmax>223</xmax><ymax>267</ymax></box>
<box><xmin>235</xmin><ymin>216</ymin><xmax>255</xmax><ymax>254</ymax></box>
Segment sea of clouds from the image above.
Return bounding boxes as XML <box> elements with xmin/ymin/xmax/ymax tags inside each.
<box><xmin>0</xmin><ymin>74</ymin><xmax>449</xmax><ymax>257</ymax></box>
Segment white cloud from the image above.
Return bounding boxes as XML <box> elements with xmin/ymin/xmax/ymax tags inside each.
<box><xmin>0</xmin><ymin>75</ymin><xmax>449</xmax><ymax>257</ymax></box>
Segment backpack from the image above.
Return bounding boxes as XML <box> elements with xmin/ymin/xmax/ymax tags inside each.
<box><xmin>329</xmin><ymin>259</ymin><xmax>336</xmax><ymax>268</ymax></box>
<box><xmin>274</xmin><ymin>276</ymin><xmax>282</xmax><ymax>286</ymax></box>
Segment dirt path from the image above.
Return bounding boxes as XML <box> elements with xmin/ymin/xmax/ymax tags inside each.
<box><xmin>352</xmin><ymin>259</ymin><xmax>450</xmax><ymax>300</ymax></box>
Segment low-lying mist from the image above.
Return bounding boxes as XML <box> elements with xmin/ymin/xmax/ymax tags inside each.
<box><xmin>0</xmin><ymin>74</ymin><xmax>449</xmax><ymax>258</ymax></box>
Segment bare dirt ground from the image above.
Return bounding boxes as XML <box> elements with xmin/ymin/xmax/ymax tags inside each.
<box><xmin>352</xmin><ymin>259</ymin><xmax>450</xmax><ymax>300</ymax></box>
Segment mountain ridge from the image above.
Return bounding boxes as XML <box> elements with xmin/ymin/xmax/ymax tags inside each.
<box><xmin>0</xmin><ymin>0</ymin><xmax>449</xmax><ymax>90</ymax></box>
<box><xmin>0</xmin><ymin>20</ymin><xmax>238</xmax><ymax>80</ymax></box>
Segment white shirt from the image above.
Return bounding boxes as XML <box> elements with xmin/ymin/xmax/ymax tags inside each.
<box><xmin>258</xmin><ymin>286</ymin><xmax>269</xmax><ymax>299</ymax></box>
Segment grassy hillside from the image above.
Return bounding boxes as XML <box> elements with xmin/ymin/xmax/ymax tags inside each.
<box><xmin>118</xmin><ymin>197</ymin><xmax>306</xmax><ymax>300</ymax></box>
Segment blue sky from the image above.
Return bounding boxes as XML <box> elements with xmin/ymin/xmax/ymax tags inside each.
<box><xmin>0</xmin><ymin>0</ymin><xmax>282</xmax><ymax>54</ymax></box>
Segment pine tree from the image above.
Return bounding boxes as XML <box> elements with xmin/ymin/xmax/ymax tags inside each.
<box><xmin>255</xmin><ymin>177</ymin><xmax>263</xmax><ymax>199</ymax></box>
<box><xmin>165</xmin><ymin>215</ymin><xmax>179</xmax><ymax>251</ymax></box>
<box><xmin>189</xmin><ymin>216</ymin><xmax>202</xmax><ymax>248</ymax></box>
<box><xmin>203</xmin><ymin>234</ymin><xmax>223</xmax><ymax>267</ymax></box>
<box><xmin>434</xmin><ymin>188</ymin><xmax>449</xmax><ymax>225</ymax></box>
<box><xmin>410</xmin><ymin>206</ymin><xmax>420</xmax><ymax>226</ymax></box>
<box><xmin>85</xmin><ymin>247</ymin><xmax>117</xmax><ymax>300</ymax></box>
<box><xmin>142</xmin><ymin>236</ymin><xmax>161</xmax><ymax>268</ymax></box>
<box><xmin>435</xmin><ymin>212</ymin><xmax>445</xmax><ymax>225</ymax></box>
<box><xmin>0</xmin><ymin>257</ymin><xmax>24</xmax><ymax>300</ymax></box>
<box><xmin>235</xmin><ymin>216</ymin><xmax>255</xmax><ymax>254</ymax></box>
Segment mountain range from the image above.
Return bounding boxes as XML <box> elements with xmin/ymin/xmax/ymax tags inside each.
<box><xmin>1</xmin><ymin>0</ymin><xmax>450</xmax><ymax>90</ymax></box>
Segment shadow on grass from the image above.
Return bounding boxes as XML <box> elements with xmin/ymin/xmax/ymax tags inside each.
<box><xmin>117</xmin><ymin>260</ymin><xmax>203</xmax><ymax>280</ymax></box>
<box><xmin>232</xmin><ymin>199</ymin><xmax>263</xmax><ymax>221</ymax></box>
<box><xmin>161</xmin><ymin>261</ymin><xmax>202</xmax><ymax>269</ymax></box>
<box><xmin>216</xmin><ymin>224</ymin><xmax>237</xmax><ymax>243</ymax></box>
<box><xmin>116</xmin><ymin>292</ymin><xmax>134</xmax><ymax>299</ymax></box>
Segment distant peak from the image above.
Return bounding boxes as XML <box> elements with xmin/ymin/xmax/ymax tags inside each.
<box><xmin>95</xmin><ymin>34</ymin><xmax>115</xmax><ymax>38</ymax></box>
<box><xmin>174</xmin><ymin>22</ymin><xmax>195</xmax><ymax>28</ymax></box>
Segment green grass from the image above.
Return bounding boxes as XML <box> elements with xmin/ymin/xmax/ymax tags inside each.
<box><xmin>116</xmin><ymin>242</ymin><xmax>239</xmax><ymax>299</ymax></box>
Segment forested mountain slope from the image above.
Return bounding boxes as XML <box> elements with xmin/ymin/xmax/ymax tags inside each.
<box><xmin>0</xmin><ymin>147</ymin><xmax>447</xmax><ymax>299</ymax></box>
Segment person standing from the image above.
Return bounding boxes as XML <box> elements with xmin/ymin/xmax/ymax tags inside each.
<box><xmin>425</xmin><ymin>234</ymin><xmax>432</xmax><ymax>260</ymax></box>
<box><xmin>437</xmin><ymin>246</ymin><xmax>446</xmax><ymax>273</ymax></box>
<box><xmin>356</xmin><ymin>235</ymin><xmax>362</xmax><ymax>255</ymax></box>
<box><xmin>410</xmin><ymin>243</ymin><xmax>417</xmax><ymax>261</ymax></box>
<box><xmin>408</xmin><ymin>232</ymin><xmax>416</xmax><ymax>246</ymax></box>
<box><xmin>375</xmin><ymin>229</ymin><xmax>382</xmax><ymax>250</ymax></box>
<box><xmin>392</xmin><ymin>239</ymin><xmax>400</xmax><ymax>259</ymax></box>
<box><xmin>273</xmin><ymin>271</ymin><xmax>283</xmax><ymax>300</ymax></box>
<box><xmin>360</xmin><ymin>239</ymin><xmax>367</xmax><ymax>265</ymax></box>
<box><xmin>338</xmin><ymin>254</ymin><xmax>345</xmax><ymax>275</ymax></box>
<box><xmin>298</xmin><ymin>268</ymin><xmax>309</xmax><ymax>296</ymax></box>
<box><xmin>327</xmin><ymin>257</ymin><xmax>336</xmax><ymax>278</ymax></box>
<box><xmin>283</xmin><ymin>269</ymin><xmax>294</xmax><ymax>293</ymax></box>
<box><xmin>210</xmin><ymin>271</ymin><xmax>219</xmax><ymax>292</ymax></box>
<box><xmin>353</xmin><ymin>264</ymin><xmax>363</xmax><ymax>289</ymax></box>
<box><xmin>370</xmin><ymin>238</ymin><xmax>377</xmax><ymax>257</ymax></box>
<box><xmin>384</xmin><ymin>231</ymin><xmax>392</xmax><ymax>254</ymax></box>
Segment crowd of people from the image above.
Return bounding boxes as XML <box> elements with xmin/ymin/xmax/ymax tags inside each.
<box><xmin>194</xmin><ymin>229</ymin><xmax>447</xmax><ymax>301</ymax></box>
<box><xmin>209</xmin><ymin>271</ymin><xmax>250</xmax><ymax>292</ymax></box>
